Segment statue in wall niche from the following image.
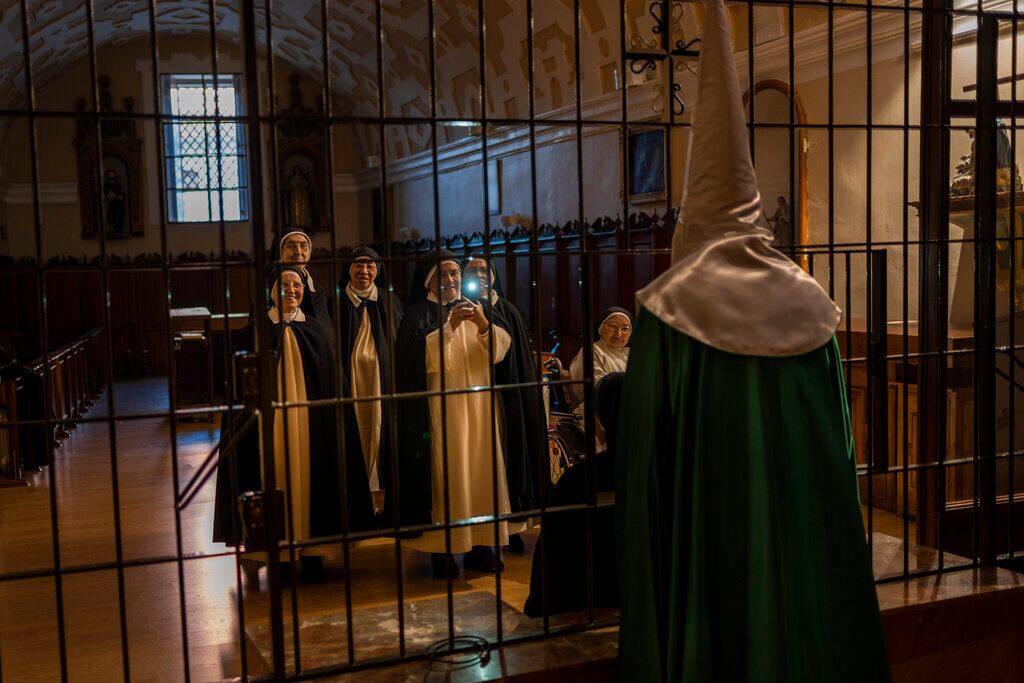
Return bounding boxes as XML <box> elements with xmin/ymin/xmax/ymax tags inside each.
<box><xmin>104</xmin><ymin>168</ymin><xmax>127</xmax><ymax>238</ymax></box>
<box><xmin>74</xmin><ymin>74</ymin><xmax>145</xmax><ymax>239</ymax></box>
<box><xmin>276</xmin><ymin>73</ymin><xmax>329</xmax><ymax>232</ymax></box>
<box><xmin>766</xmin><ymin>195</ymin><xmax>792</xmax><ymax>247</ymax></box>
<box><xmin>284</xmin><ymin>164</ymin><xmax>315</xmax><ymax>229</ymax></box>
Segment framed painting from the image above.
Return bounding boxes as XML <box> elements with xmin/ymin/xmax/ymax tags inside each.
<box><xmin>487</xmin><ymin>157</ymin><xmax>501</xmax><ymax>216</ymax></box>
<box><xmin>626</xmin><ymin>127</ymin><xmax>666</xmax><ymax>203</ymax></box>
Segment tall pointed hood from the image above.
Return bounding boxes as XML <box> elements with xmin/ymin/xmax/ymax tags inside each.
<box><xmin>636</xmin><ymin>0</ymin><xmax>839</xmax><ymax>357</ymax></box>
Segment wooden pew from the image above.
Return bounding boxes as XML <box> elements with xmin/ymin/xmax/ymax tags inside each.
<box><xmin>24</xmin><ymin>328</ymin><xmax>105</xmax><ymax>454</ymax></box>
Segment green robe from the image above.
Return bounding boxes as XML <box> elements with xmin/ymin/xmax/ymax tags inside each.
<box><xmin>616</xmin><ymin>308</ymin><xmax>890</xmax><ymax>682</ymax></box>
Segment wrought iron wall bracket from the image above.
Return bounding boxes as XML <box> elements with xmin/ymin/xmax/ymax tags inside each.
<box><xmin>624</xmin><ymin>1</ymin><xmax>701</xmax><ymax>115</ymax></box>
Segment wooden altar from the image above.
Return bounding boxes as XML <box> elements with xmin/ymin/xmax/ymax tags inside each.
<box><xmin>838</xmin><ymin>318</ymin><xmax>976</xmax><ymax>517</ymax></box>
<box><xmin>841</xmin><ymin>310</ymin><xmax>1024</xmax><ymax>555</ymax></box>
<box><xmin>939</xmin><ymin>191</ymin><xmax>1024</xmax><ymax>325</ymax></box>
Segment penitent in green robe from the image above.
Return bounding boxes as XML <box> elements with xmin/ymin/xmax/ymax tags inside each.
<box><xmin>616</xmin><ymin>308</ymin><xmax>890</xmax><ymax>682</ymax></box>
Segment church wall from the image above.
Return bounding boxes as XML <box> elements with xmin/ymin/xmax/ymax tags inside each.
<box><xmin>0</xmin><ymin>36</ymin><xmax>369</xmax><ymax>262</ymax></box>
<box><xmin>793</xmin><ymin>49</ymin><xmax>924</xmax><ymax>322</ymax></box>
<box><xmin>1</xmin><ymin>3</ymin><xmax>1015</xmax><ymax>326</ymax></box>
<box><xmin>387</xmin><ymin>122</ymin><xmax>684</xmax><ymax>240</ymax></box>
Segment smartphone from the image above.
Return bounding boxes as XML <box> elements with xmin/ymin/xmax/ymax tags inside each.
<box><xmin>461</xmin><ymin>276</ymin><xmax>484</xmax><ymax>302</ymax></box>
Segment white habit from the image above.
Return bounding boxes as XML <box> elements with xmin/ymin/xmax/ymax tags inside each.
<box><xmin>568</xmin><ymin>341</ymin><xmax>629</xmax><ymax>450</ymax></box>
<box><xmin>409</xmin><ymin>294</ymin><xmax>515</xmax><ymax>554</ymax></box>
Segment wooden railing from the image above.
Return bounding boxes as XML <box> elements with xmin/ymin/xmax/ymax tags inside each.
<box><xmin>0</xmin><ymin>328</ymin><xmax>106</xmax><ymax>485</ymax></box>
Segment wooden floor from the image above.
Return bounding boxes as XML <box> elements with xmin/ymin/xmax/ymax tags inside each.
<box><xmin>1</xmin><ymin>378</ymin><xmax>931</xmax><ymax>681</ymax></box>
<box><xmin>0</xmin><ymin>379</ymin><xmax>542</xmax><ymax>681</ymax></box>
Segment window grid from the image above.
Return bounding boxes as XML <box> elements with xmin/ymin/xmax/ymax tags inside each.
<box><xmin>161</xmin><ymin>73</ymin><xmax>249</xmax><ymax>223</ymax></box>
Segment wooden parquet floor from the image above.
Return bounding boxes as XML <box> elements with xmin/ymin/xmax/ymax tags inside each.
<box><xmin>0</xmin><ymin>379</ymin><xmax>540</xmax><ymax>682</ymax></box>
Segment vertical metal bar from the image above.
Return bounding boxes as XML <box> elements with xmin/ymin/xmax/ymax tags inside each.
<box><xmin>865</xmin><ymin>0</ymin><xmax>876</xmax><ymax>571</ymax></box>
<box><xmin>572</xmin><ymin>0</ymin><xmax>595</xmax><ymax>624</ymax></box>
<box><xmin>259</xmin><ymin>3</ymin><xmax>306</xmax><ymax>673</ymax></box>
<box><xmin>525</xmin><ymin>0</ymin><xmax>549</xmax><ymax>634</ymax></box>
<box><xmin>748</xmin><ymin>0</ymin><xmax>755</xmax><ymax>165</ymax></box>
<box><xmin>424</xmin><ymin>0</ymin><xmax>456</xmax><ymax>649</ymax></box>
<box><xmin>619</xmin><ymin>0</ymin><xmax>630</xmax><ymax>254</ymax></box>
<box><xmin>1009</xmin><ymin>14</ymin><xmax>1019</xmax><ymax>564</ymax></box>
<box><xmin>974</xmin><ymin>14</ymin><xmax>999</xmax><ymax>564</ymax></box>
<box><xmin>80</xmin><ymin>1</ymin><xmax>135</xmax><ymax>679</ymax></box>
<box><xmin>373</xmin><ymin>0</ymin><xmax>408</xmax><ymax>659</ymax></box>
<box><xmin>827</xmin><ymin>0</ymin><xmax>836</xmax><ymax>298</ymax></box>
<box><xmin>193</xmin><ymin>2</ymin><xmax>251</xmax><ymax>674</ymax></box>
<box><xmin>789</xmin><ymin>2</ymin><xmax>797</xmax><ymax>265</ymax></box>
<box><xmin>318</xmin><ymin>0</ymin><xmax>357</xmax><ymax>667</ymax></box>
<box><xmin>474</xmin><ymin>0</ymin><xmax>505</xmax><ymax>645</ymax></box>
<box><xmin>901</xmin><ymin>0</ymin><xmax>911</xmax><ymax>579</ymax></box>
<box><xmin>200</xmin><ymin>73</ymin><xmax>214</xmax><ymax>223</ymax></box>
<box><xmin>846</xmin><ymin>253</ymin><xmax>853</xmax><ymax>364</ymax></box>
<box><xmin>239</xmin><ymin>0</ymin><xmax>286</xmax><ymax>677</ymax></box>
<box><xmin>870</xmin><ymin>250</ymin><xmax>889</xmax><ymax>483</ymax></box>
<box><xmin>15</xmin><ymin>1</ymin><xmax>68</xmax><ymax>679</ymax></box>
<box><xmin>845</xmin><ymin>252</ymin><xmax>854</xmax><ymax>473</ymax></box>
<box><xmin>917</xmin><ymin>0</ymin><xmax>950</xmax><ymax>552</ymax></box>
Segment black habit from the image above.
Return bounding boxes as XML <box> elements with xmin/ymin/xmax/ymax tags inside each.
<box><xmin>523</xmin><ymin>372</ymin><xmax>623</xmax><ymax>617</ymax></box>
<box><xmin>336</xmin><ymin>246</ymin><xmax>404</xmax><ymax>506</ymax></box>
<box><xmin>213</xmin><ymin>268</ymin><xmax>375</xmax><ymax>547</ymax></box>
<box><xmin>382</xmin><ymin>249</ymin><xmax>458</xmax><ymax>527</ymax></box>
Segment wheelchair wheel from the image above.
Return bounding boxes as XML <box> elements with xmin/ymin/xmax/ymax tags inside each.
<box><xmin>547</xmin><ymin>432</ymin><xmax>574</xmax><ymax>485</ymax></box>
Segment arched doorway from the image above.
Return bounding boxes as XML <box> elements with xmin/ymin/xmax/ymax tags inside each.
<box><xmin>742</xmin><ymin>79</ymin><xmax>809</xmax><ymax>267</ymax></box>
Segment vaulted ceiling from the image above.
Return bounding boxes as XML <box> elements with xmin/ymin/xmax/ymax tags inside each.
<box><xmin>1</xmin><ymin>0</ymin><xmax>679</xmax><ymax>161</ymax></box>
<box><xmin>3</xmin><ymin>1</ymin><xmax>664</xmax><ymax>110</ymax></box>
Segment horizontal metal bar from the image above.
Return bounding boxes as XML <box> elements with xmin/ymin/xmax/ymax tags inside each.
<box><xmin>175</xmin><ymin>412</ymin><xmax>257</xmax><ymax>511</ymax></box>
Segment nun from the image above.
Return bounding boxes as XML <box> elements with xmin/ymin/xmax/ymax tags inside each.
<box><xmin>524</xmin><ymin>371</ymin><xmax>623</xmax><ymax>618</ymax></box>
<box><xmin>269</xmin><ymin>229</ymin><xmax>332</xmax><ymax>326</ymax></box>
<box><xmin>388</xmin><ymin>249</ymin><xmax>515</xmax><ymax>577</ymax></box>
<box><xmin>568</xmin><ymin>307</ymin><xmax>632</xmax><ymax>448</ymax></box>
<box><xmin>337</xmin><ymin>246</ymin><xmax>404</xmax><ymax>509</ymax></box>
<box><xmin>212</xmin><ymin>266</ymin><xmax>374</xmax><ymax>581</ymax></box>
<box><xmin>462</xmin><ymin>254</ymin><xmax>545</xmax><ymax>552</ymax></box>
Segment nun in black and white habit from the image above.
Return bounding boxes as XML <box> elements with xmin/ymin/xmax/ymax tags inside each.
<box><xmin>386</xmin><ymin>250</ymin><xmax>516</xmax><ymax>576</ymax></box>
<box><xmin>212</xmin><ymin>266</ymin><xmax>375</xmax><ymax>576</ymax></box>
<box><xmin>268</xmin><ymin>228</ymin><xmax>332</xmax><ymax>325</ymax></box>
<box><xmin>336</xmin><ymin>246</ymin><xmax>404</xmax><ymax>506</ymax></box>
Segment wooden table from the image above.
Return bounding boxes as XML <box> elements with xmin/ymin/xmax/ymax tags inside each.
<box><xmin>169</xmin><ymin>307</ymin><xmax>215</xmax><ymax>418</ymax></box>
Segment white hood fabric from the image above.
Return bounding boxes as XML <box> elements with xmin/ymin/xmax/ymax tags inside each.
<box><xmin>636</xmin><ymin>0</ymin><xmax>840</xmax><ymax>357</ymax></box>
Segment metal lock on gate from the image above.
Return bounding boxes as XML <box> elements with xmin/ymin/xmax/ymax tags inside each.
<box><xmin>238</xmin><ymin>489</ymin><xmax>285</xmax><ymax>552</ymax></box>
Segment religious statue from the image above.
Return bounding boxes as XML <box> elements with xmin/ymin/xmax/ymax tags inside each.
<box><xmin>74</xmin><ymin>75</ymin><xmax>144</xmax><ymax>238</ymax></box>
<box><xmin>950</xmin><ymin>123</ymin><xmax>1023</xmax><ymax>198</ymax></box>
<box><xmin>104</xmin><ymin>167</ymin><xmax>128</xmax><ymax>238</ymax></box>
<box><xmin>284</xmin><ymin>165</ymin><xmax>314</xmax><ymax>229</ymax></box>
<box><xmin>767</xmin><ymin>195</ymin><xmax>791</xmax><ymax>246</ymax></box>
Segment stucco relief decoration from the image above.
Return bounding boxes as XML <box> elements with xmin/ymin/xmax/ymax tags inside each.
<box><xmin>2</xmin><ymin>0</ymin><xmax>622</xmax><ymax>169</ymax></box>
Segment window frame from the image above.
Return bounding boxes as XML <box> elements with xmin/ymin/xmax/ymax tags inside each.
<box><xmin>160</xmin><ymin>72</ymin><xmax>250</xmax><ymax>224</ymax></box>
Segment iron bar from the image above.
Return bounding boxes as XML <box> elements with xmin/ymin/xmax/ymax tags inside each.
<box><xmin>973</xmin><ymin>14</ymin><xmax>999</xmax><ymax>564</ymax></box>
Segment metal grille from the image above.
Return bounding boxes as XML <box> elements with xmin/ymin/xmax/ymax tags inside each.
<box><xmin>0</xmin><ymin>0</ymin><xmax>1020</xmax><ymax>679</ymax></box>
